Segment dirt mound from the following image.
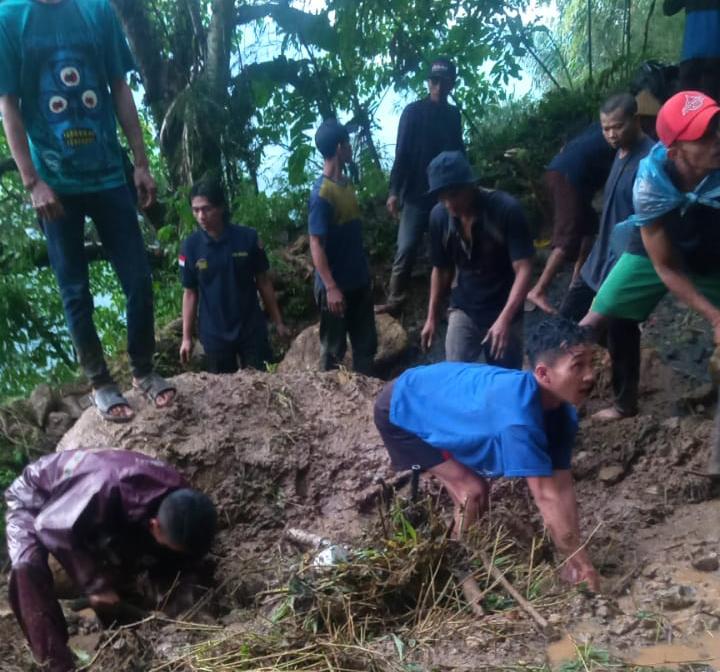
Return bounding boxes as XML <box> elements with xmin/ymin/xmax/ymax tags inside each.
<box><xmin>58</xmin><ymin>370</ymin><xmax>391</xmax><ymax>572</ymax></box>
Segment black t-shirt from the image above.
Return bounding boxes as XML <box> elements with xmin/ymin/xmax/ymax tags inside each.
<box><xmin>429</xmin><ymin>189</ymin><xmax>535</xmax><ymax>324</ymax></box>
<box><xmin>547</xmin><ymin>123</ymin><xmax>615</xmax><ymax>199</ymax></box>
<box><xmin>389</xmin><ymin>97</ymin><xmax>465</xmax><ymax>207</ymax></box>
<box><xmin>180</xmin><ymin>224</ymin><xmax>270</xmax><ymax>351</ymax></box>
<box><xmin>626</xmin><ymin>202</ymin><xmax>720</xmax><ymax>274</ymax></box>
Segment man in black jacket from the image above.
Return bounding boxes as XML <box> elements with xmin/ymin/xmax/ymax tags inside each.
<box><xmin>377</xmin><ymin>58</ymin><xmax>465</xmax><ymax>314</ymax></box>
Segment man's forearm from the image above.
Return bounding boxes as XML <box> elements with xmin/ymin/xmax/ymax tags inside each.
<box><xmin>111</xmin><ymin>79</ymin><xmax>149</xmax><ymax>167</ymax></box>
<box><xmin>182</xmin><ymin>289</ymin><xmax>198</xmax><ymax>339</ymax></box>
<box><xmin>309</xmin><ymin>235</ymin><xmax>338</xmax><ymax>289</ymax></box>
<box><xmin>0</xmin><ymin>95</ymin><xmax>40</xmax><ymax>186</ymax></box>
<box><xmin>527</xmin><ymin>472</ymin><xmax>584</xmax><ymax>559</ymax></box>
<box><xmin>256</xmin><ymin>273</ymin><xmax>283</xmax><ymax>325</ymax></box>
<box><xmin>656</xmin><ymin>263</ymin><xmax>720</xmax><ymax>326</ymax></box>
<box><xmin>426</xmin><ymin>267</ymin><xmax>452</xmax><ymax>321</ymax></box>
<box><xmin>498</xmin><ymin>259</ymin><xmax>532</xmax><ymax>322</ymax></box>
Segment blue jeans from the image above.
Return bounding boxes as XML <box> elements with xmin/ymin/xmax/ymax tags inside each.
<box><xmin>387</xmin><ymin>202</ymin><xmax>431</xmax><ymax>305</ymax></box>
<box><xmin>41</xmin><ymin>185</ymin><xmax>155</xmax><ymax>387</ymax></box>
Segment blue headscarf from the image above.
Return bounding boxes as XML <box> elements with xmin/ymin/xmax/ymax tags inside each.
<box><xmin>626</xmin><ymin>142</ymin><xmax>720</xmax><ymax>227</ymax></box>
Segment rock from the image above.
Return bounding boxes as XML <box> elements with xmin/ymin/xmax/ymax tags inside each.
<box><xmin>610</xmin><ymin>617</ymin><xmax>639</xmax><ymax>636</ymax></box>
<box><xmin>278</xmin><ymin>314</ymin><xmax>408</xmax><ymax>373</ymax></box>
<box><xmin>656</xmin><ymin>585</ymin><xmax>696</xmax><ymax>610</ymax></box>
<box><xmin>598</xmin><ymin>464</ymin><xmax>625</xmax><ymax>485</ymax></box>
<box><xmin>661</xmin><ymin>416</ymin><xmax>680</xmax><ymax>430</ymax></box>
<box><xmin>681</xmin><ymin>383</ymin><xmax>717</xmax><ymax>408</ymax></box>
<box><xmin>45</xmin><ymin>411</ymin><xmax>75</xmax><ymax>439</ymax></box>
<box><xmin>29</xmin><ymin>383</ymin><xmax>57</xmax><ymax>428</ymax></box>
<box><xmin>58</xmin><ymin>394</ymin><xmax>87</xmax><ymax>421</ymax></box>
<box><xmin>692</xmin><ymin>553</ymin><xmax>719</xmax><ymax>572</ymax></box>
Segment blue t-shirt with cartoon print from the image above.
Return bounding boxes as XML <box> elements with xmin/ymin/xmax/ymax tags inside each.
<box><xmin>0</xmin><ymin>0</ymin><xmax>135</xmax><ymax>194</ymax></box>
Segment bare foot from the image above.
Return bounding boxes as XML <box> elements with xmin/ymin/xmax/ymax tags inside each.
<box><xmin>525</xmin><ymin>290</ymin><xmax>557</xmax><ymax>315</ymax></box>
<box><xmin>154</xmin><ymin>389</ymin><xmax>176</xmax><ymax>408</ymax></box>
<box><xmin>374</xmin><ymin>303</ymin><xmax>399</xmax><ymax>316</ymax></box>
<box><xmin>106</xmin><ymin>403</ymin><xmax>134</xmax><ymax>419</ymax></box>
<box><xmin>591</xmin><ymin>407</ymin><xmax>626</xmax><ymax>421</ymax></box>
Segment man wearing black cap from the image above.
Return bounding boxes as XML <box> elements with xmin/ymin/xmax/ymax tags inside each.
<box><xmin>421</xmin><ymin>151</ymin><xmax>534</xmax><ymax>368</ymax></box>
<box><xmin>308</xmin><ymin>119</ymin><xmax>377</xmax><ymax>375</ymax></box>
<box><xmin>377</xmin><ymin>58</ymin><xmax>465</xmax><ymax>314</ymax></box>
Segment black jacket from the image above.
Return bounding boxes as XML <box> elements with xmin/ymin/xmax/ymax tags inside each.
<box><xmin>389</xmin><ymin>97</ymin><xmax>464</xmax><ymax>207</ymax></box>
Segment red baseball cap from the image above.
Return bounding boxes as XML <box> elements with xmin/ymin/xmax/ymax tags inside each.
<box><xmin>656</xmin><ymin>91</ymin><xmax>720</xmax><ymax>147</ymax></box>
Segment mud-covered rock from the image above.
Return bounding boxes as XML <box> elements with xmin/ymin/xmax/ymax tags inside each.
<box><xmin>29</xmin><ymin>383</ymin><xmax>57</xmax><ymax>428</ymax></box>
<box><xmin>656</xmin><ymin>585</ymin><xmax>696</xmax><ymax>610</ymax></box>
<box><xmin>598</xmin><ymin>464</ymin><xmax>625</xmax><ymax>485</ymax></box>
<box><xmin>278</xmin><ymin>314</ymin><xmax>408</xmax><ymax>373</ymax></box>
<box><xmin>691</xmin><ymin>553</ymin><xmax>719</xmax><ymax>572</ymax></box>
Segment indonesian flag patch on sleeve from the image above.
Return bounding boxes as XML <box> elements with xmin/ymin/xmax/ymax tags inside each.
<box><xmin>178</xmin><ymin>254</ymin><xmax>186</xmax><ymax>267</ymax></box>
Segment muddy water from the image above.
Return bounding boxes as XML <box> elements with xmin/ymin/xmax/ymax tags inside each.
<box><xmin>632</xmin><ymin>634</ymin><xmax>720</xmax><ymax>667</ymax></box>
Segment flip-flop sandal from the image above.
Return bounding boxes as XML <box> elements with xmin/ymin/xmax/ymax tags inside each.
<box><xmin>134</xmin><ymin>372</ymin><xmax>176</xmax><ymax>408</ymax></box>
<box><xmin>91</xmin><ymin>385</ymin><xmax>135</xmax><ymax>423</ymax></box>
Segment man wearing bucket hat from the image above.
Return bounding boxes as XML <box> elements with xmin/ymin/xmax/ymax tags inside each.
<box><xmin>421</xmin><ymin>151</ymin><xmax>534</xmax><ymax>367</ymax></box>
<box><xmin>377</xmin><ymin>57</ymin><xmax>465</xmax><ymax>315</ymax></box>
<box><xmin>580</xmin><ymin>91</ymin><xmax>720</xmax><ymax>473</ymax></box>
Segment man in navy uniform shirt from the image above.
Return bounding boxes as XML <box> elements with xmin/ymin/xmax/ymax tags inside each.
<box><xmin>179</xmin><ymin>180</ymin><xmax>288</xmax><ymax>373</ymax></box>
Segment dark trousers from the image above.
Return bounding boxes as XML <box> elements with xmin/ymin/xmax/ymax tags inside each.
<box><xmin>205</xmin><ymin>321</ymin><xmax>272</xmax><ymax>373</ymax></box>
<box><xmin>42</xmin><ymin>185</ymin><xmax>155</xmax><ymax>387</ymax></box>
<box><xmin>316</xmin><ymin>284</ymin><xmax>377</xmax><ymax>375</ymax></box>
<box><xmin>560</xmin><ymin>278</ymin><xmax>641</xmax><ymax>416</ymax></box>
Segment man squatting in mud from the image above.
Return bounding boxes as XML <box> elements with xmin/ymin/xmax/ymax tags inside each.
<box><xmin>580</xmin><ymin>90</ymin><xmax>720</xmax><ymax>475</ymax></box>
<box><xmin>375</xmin><ymin>317</ymin><xmax>600</xmax><ymax>591</ymax></box>
<box><xmin>5</xmin><ymin>449</ymin><xmax>217</xmax><ymax>672</ymax></box>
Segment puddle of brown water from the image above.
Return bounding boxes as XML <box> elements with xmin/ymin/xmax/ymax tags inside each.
<box><xmin>631</xmin><ymin>632</ymin><xmax>720</xmax><ymax>668</ymax></box>
<box><xmin>546</xmin><ymin>634</ymin><xmax>576</xmax><ymax>668</ymax></box>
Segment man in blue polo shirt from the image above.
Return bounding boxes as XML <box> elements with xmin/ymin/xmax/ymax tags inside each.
<box><xmin>179</xmin><ymin>180</ymin><xmax>288</xmax><ymax>373</ymax></box>
<box><xmin>308</xmin><ymin>119</ymin><xmax>377</xmax><ymax>375</ymax></box>
<box><xmin>421</xmin><ymin>151</ymin><xmax>534</xmax><ymax>368</ymax></box>
<box><xmin>375</xmin><ymin>317</ymin><xmax>599</xmax><ymax>591</ymax></box>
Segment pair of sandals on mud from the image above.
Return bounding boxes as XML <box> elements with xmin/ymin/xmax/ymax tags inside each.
<box><xmin>91</xmin><ymin>372</ymin><xmax>176</xmax><ymax>423</ymax></box>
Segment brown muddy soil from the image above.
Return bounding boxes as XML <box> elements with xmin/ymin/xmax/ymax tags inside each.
<box><xmin>2</xmin><ymin>345</ymin><xmax>720</xmax><ymax>670</ymax></box>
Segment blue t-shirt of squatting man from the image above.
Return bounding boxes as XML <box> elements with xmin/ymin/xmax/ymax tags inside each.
<box><xmin>390</xmin><ymin>362</ymin><xmax>578</xmax><ymax>478</ymax></box>
<box><xmin>0</xmin><ymin>0</ymin><xmax>134</xmax><ymax>194</ymax></box>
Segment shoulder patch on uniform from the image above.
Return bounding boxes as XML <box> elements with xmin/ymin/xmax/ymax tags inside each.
<box><xmin>196</xmin><ymin>258</ymin><xmax>208</xmax><ymax>271</ymax></box>
<box><xmin>178</xmin><ymin>254</ymin><xmax>186</xmax><ymax>267</ymax></box>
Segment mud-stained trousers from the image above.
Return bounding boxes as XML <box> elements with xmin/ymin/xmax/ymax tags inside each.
<box><xmin>6</xmin><ymin>499</ymin><xmax>76</xmax><ymax>672</ymax></box>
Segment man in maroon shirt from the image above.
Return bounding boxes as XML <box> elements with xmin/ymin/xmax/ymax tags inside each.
<box><xmin>4</xmin><ymin>449</ymin><xmax>216</xmax><ymax>672</ymax></box>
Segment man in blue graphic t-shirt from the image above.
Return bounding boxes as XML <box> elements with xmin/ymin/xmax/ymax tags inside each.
<box><xmin>374</xmin><ymin>317</ymin><xmax>600</xmax><ymax>591</ymax></box>
<box><xmin>0</xmin><ymin>0</ymin><xmax>174</xmax><ymax>422</ymax></box>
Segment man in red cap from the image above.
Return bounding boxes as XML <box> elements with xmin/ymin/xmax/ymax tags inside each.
<box><xmin>580</xmin><ymin>91</ymin><xmax>720</xmax><ymax>472</ymax></box>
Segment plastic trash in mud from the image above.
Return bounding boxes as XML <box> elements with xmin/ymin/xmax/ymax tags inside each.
<box><xmin>313</xmin><ymin>544</ymin><xmax>349</xmax><ymax>567</ymax></box>
<box><xmin>285</xmin><ymin>527</ymin><xmax>349</xmax><ymax>567</ymax></box>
